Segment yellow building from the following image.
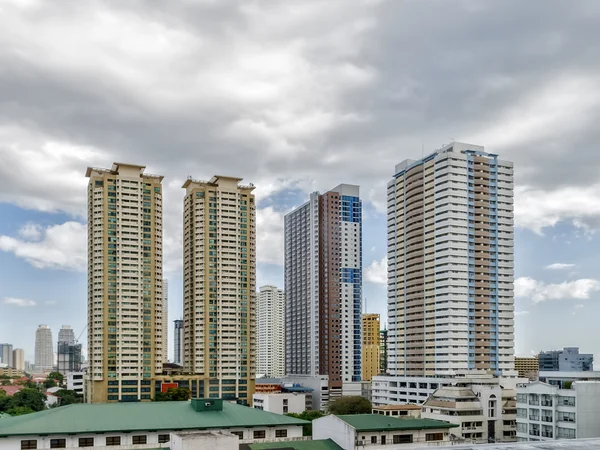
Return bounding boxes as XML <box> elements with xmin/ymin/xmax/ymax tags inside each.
<box><xmin>85</xmin><ymin>163</ymin><xmax>165</xmax><ymax>403</ymax></box>
<box><xmin>362</xmin><ymin>313</ymin><xmax>380</xmax><ymax>381</ymax></box>
<box><xmin>182</xmin><ymin>176</ymin><xmax>256</xmax><ymax>405</ymax></box>
<box><xmin>515</xmin><ymin>356</ymin><xmax>539</xmax><ymax>379</ymax></box>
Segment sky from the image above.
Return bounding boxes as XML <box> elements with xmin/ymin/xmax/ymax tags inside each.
<box><xmin>1</xmin><ymin>0</ymin><xmax>600</xmax><ymax>364</ymax></box>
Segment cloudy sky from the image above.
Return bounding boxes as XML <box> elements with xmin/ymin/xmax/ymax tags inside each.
<box><xmin>1</xmin><ymin>0</ymin><xmax>600</xmax><ymax>364</ymax></box>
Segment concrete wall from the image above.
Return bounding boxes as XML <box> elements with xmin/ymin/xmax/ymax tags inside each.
<box><xmin>576</xmin><ymin>381</ymin><xmax>600</xmax><ymax>439</ymax></box>
<box><xmin>253</xmin><ymin>393</ymin><xmax>307</xmax><ymax>415</ymax></box>
<box><xmin>313</xmin><ymin>415</ymin><xmax>355</xmax><ymax>450</ymax></box>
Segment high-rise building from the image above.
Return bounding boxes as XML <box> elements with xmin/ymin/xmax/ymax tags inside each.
<box><xmin>361</xmin><ymin>313</ymin><xmax>380</xmax><ymax>381</ymax></box>
<box><xmin>284</xmin><ymin>184</ymin><xmax>362</xmax><ymax>395</ymax></box>
<box><xmin>86</xmin><ymin>163</ymin><xmax>165</xmax><ymax>403</ymax></box>
<box><xmin>0</xmin><ymin>344</ymin><xmax>13</xmax><ymax>368</ymax></box>
<box><xmin>35</xmin><ymin>325</ymin><xmax>54</xmax><ymax>372</ymax></box>
<box><xmin>379</xmin><ymin>329</ymin><xmax>388</xmax><ymax>374</ymax></box>
<box><xmin>163</xmin><ymin>279</ymin><xmax>169</xmax><ymax>364</ymax></box>
<box><xmin>173</xmin><ymin>319</ymin><xmax>184</xmax><ymax>366</ymax></box>
<box><xmin>57</xmin><ymin>326</ymin><xmax>82</xmax><ymax>375</ymax></box>
<box><xmin>387</xmin><ymin>142</ymin><xmax>514</xmax><ymax>376</ymax></box>
<box><xmin>538</xmin><ymin>347</ymin><xmax>593</xmax><ymax>372</ymax></box>
<box><xmin>256</xmin><ymin>285</ymin><xmax>285</xmax><ymax>378</ymax></box>
<box><xmin>12</xmin><ymin>349</ymin><xmax>24</xmax><ymax>371</ymax></box>
<box><xmin>182</xmin><ymin>175</ymin><xmax>256</xmax><ymax>404</ymax></box>
<box><xmin>515</xmin><ymin>356</ymin><xmax>539</xmax><ymax>379</ymax></box>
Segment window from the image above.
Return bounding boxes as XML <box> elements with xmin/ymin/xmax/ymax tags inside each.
<box><xmin>106</xmin><ymin>436</ymin><xmax>121</xmax><ymax>446</ymax></box>
<box><xmin>393</xmin><ymin>434</ymin><xmax>413</xmax><ymax>444</ymax></box>
<box><xmin>371</xmin><ymin>436</ymin><xmax>377</xmax><ymax>444</ymax></box>
<box><xmin>253</xmin><ymin>430</ymin><xmax>266</xmax><ymax>439</ymax></box>
<box><xmin>50</xmin><ymin>439</ymin><xmax>66</xmax><ymax>449</ymax></box>
<box><xmin>78</xmin><ymin>438</ymin><xmax>94</xmax><ymax>447</ymax></box>
<box><xmin>231</xmin><ymin>431</ymin><xmax>243</xmax><ymax>439</ymax></box>
<box><xmin>426</xmin><ymin>433</ymin><xmax>443</xmax><ymax>441</ymax></box>
<box><xmin>158</xmin><ymin>434</ymin><xmax>170</xmax><ymax>443</ymax></box>
<box><xmin>21</xmin><ymin>441</ymin><xmax>37</xmax><ymax>449</ymax></box>
<box><xmin>275</xmin><ymin>430</ymin><xmax>288</xmax><ymax>438</ymax></box>
<box><xmin>132</xmin><ymin>435</ymin><xmax>147</xmax><ymax>444</ymax></box>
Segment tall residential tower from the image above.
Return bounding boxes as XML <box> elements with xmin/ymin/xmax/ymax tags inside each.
<box><xmin>173</xmin><ymin>319</ymin><xmax>184</xmax><ymax>366</ymax></box>
<box><xmin>182</xmin><ymin>175</ymin><xmax>256</xmax><ymax>404</ymax></box>
<box><xmin>284</xmin><ymin>184</ymin><xmax>362</xmax><ymax>395</ymax></box>
<box><xmin>361</xmin><ymin>313</ymin><xmax>380</xmax><ymax>381</ymax></box>
<box><xmin>35</xmin><ymin>325</ymin><xmax>54</xmax><ymax>372</ymax></box>
<box><xmin>86</xmin><ymin>163</ymin><xmax>165</xmax><ymax>402</ymax></box>
<box><xmin>387</xmin><ymin>142</ymin><xmax>514</xmax><ymax>376</ymax></box>
<box><xmin>256</xmin><ymin>285</ymin><xmax>285</xmax><ymax>378</ymax></box>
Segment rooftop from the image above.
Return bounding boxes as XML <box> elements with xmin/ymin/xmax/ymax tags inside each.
<box><xmin>334</xmin><ymin>415</ymin><xmax>459</xmax><ymax>432</ymax></box>
<box><xmin>249</xmin><ymin>439</ymin><xmax>343</xmax><ymax>450</ymax></box>
<box><xmin>445</xmin><ymin>438</ymin><xmax>600</xmax><ymax>449</ymax></box>
<box><xmin>0</xmin><ymin>400</ymin><xmax>307</xmax><ymax>437</ymax></box>
<box><xmin>372</xmin><ymin>404</ymin><xmax>421</xmax><ymax>411</ymax></box>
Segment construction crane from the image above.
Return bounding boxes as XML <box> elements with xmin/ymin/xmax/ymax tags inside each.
<box><xmin>75</xmin><ymin>325</ymin><xmax>87</xmax><ymax>344</ymax></box>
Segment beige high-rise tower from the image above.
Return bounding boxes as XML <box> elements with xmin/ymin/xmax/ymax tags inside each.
<box><xmin>361</xmin><ymin>313</ymin><xmax>380</xmax><ymax>381</ymax></box>
<box><xmin>182</xmin><ymin>176</ymin><xmax>256</xmax><ymax>405</ymax></box>
<box><xmin>86</xmin><ymin>163</ymin><xmax>165</xmax><ymax>403</ymax></box>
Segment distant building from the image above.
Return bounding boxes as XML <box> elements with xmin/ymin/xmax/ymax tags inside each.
<box><xmin>515</xmin><ymin>356</ymin><xmax>539</xmax><ymax>379</ymax></box>
<box><xmin>379</xmin><ymin>329</ymin><xmax>387</xmax><ymax>374</ymax></box>
<box><xmin>257</xmin><ymin>375</ymin><xmax>330</xmax><ymax>411</ymax></box>
<box><xmin>361</xmin><ymin>314</ymin><xmax>380</xmax><ymax>382</ymax></box>
<box><xmin>57</xmin><ymin>326</ymin><xmax>82</xmax><ymax>375</ymax></box>
<box><xmin>256</xmin><ymin>285</ymin><xmax>285</xmax><ymax>378</ymax></box>
<box><xmin>67</xmin><ymin>372</ymin><xmax>85</xmax><ymax>396</ymax></box>
<box><xmin>372</xmin><ymin>404</ymin><xmax>421</xmax><ymax>418</ymax></box>
<box><xmin>538</xmin><ymin>347</ymin><xmax>593</xmax><ymax>372</ymax></box>
<box><xmin>313</xmin><ymin>415</ymin><xmax>458</xmax><ymax>449</ymax></box>
<box><xmin>253</xmin><ymin>392</ymin><xmax>311</xmax><ymax>415</ymax></box>
<box><xmin>35</xmin><ymin>325</ymin><xmax>54</xmax><ymax>372</ymax></box>
<box><xmin>173</xmin><ymin>319</ymin><xmax>184</xmax><ymax>366</ymax></box>
<box><xmin>12</xmin><ymin>349</ymin><xmax>24</xmax><ymax>372</ymax></box>
<box><xmin>0</xmin><ymin>344</ymin><xmax>13</xmax><ymax>368</ymax></box>
<box><xmin>58</xmin><ymin>325</ymin><xmax>75</xmax><ymax>345</ymax></box>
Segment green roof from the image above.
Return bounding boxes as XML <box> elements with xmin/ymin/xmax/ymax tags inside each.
<box><xmin>250</xmin><ymin>439</ymin><xmax>343</xmax><ymax>450</ymax></box>
<box><xmin>335</xmin><ymin>415</ymin><xmax>459</xmax><ymax>432</ymax></box>
<box><xmin>0</xmin><ymin>401</ymin><xmax>308</xmax><ymax>437</ymax></box>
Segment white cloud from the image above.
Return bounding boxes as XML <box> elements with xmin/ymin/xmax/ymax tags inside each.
<box><xmin>575</xmin><ymin>304</ymin><xmax>585</xmax><ymax>309</ymax></box>
<box><xmin>515</xmin><ymin>276</ymin><xmax>600</xmax><ymax>303</ymax></box>
<box><xmin>0</xmin><ymin>221</ymin><xmax>86</xmax><ymax>271</ymax></box>
<box><xmin>365</xmin><ymin>256</ymin><xmax>387</xmax><ymax>285</ymax></box>
<box><xmin>18</xmin><ymin>223</ymin><xmax>43</xmax><ymax>241</ymax></box>
<box><xmin>545</xmin><ymin>263</ymin><xmax>576</xmax><ymax>270</ymax></box>
<box><xmin>255</xmin><ymin>206</ymin><xmax>285</xmax><ymax>266</ymax></box>
<box><xmin>3</xmin><ymin>297</ymin><xmax>36</xmax><ymax>307</ymax></box>
<box><xmin>515</xmin><ymin>310</ymin><xmax>530</xmax><ymax>316</ymax></box>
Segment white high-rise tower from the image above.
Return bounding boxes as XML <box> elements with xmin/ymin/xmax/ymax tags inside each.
<box><xmin>35</xmin><ymin>325</ymin><xmax>54</xmax><ymax>372</ymax></box>
<box><xmin>256</xmin><ymin>285</ymin><xmax>285</xmax><ymax>378</ymax></box>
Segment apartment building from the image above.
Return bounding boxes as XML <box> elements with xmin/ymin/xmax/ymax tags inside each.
<box><xmin>182</xmin><ymin>176</ymin><xmax>256</xmax><ymax>404</ymax></box>
<box><xmin>256</xmin><ymin>285</ymin><xmax>285</xmax><ymax>378</ymax></box>
<box><xmin>0</xmin><ymin>344</ymin><xmax>13</xmax><ymax>368</ymax></box>
<box><xmin>538</xmin><ymin>348</ymin><xmax>593</xmax><ymax>372</ymax></box>
<box><xmin>387</xmin><ymin>142</ymin><xmax>514</xmax><ymax>376</ymax></box>
<box><xmin>35</xmin><ymin>325</ymin><xmax>54</xmax><ymax>372</ymax></box>
<box><xmin>173</xmin><ymin>319</ymin><xmax>184</xmax><ymax>366</ymax></box>
<box><xmin>379</xmin><ymin>329</ymin><xmax>388</xmax><ymax>375</ymax></box>
<box><xmin>85</xmin><ymin>163</ymin><xmax>165</xmax><ymax>403</ymax></box>
<box><xmin>12</xmin><ymin>349</ymin><xmax>24</xmax><ymax>372</ymax></box>
<box><xmin>162</xmin><ymin>279</ymin><xmax>169</xmax><ymax>364</ymax></box>
<box><xmin>516</xmin><ymin>374</ymin><xmax>600</xmax><ymax>441</ymax></box>
<box><xmin>515</xmin><ymin>356</ymin><xmax>539</xmax><ymax>379</ymax></box>
<box><xmin>362</xmin><ymin>314</ymin><xmax>380</xmax><ymax>381</ymax></box>
<box><xmin>284</xmin><ymin>184</ymin><xmax>362</xmax><ymax>396</ymax></box>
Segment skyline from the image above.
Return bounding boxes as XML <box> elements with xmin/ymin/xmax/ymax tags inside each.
<box><xmin>2</xmin><ymin>1</ymin><xmax>600</xmax><ymax>365</ymax></box>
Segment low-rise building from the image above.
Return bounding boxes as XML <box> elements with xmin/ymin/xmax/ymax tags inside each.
<box><xmin>515</xmin><ymin>356</ymin><xmax>539</xmax><ymax>379</ymax></box>
<box><xmin>516</xmin><ymin>377</ymin><xmax>600</xmax><ymax>442</ymax></box>
<box><xmin>66</xmin><ymin>372</ymin><xmax>85</xmax><ymax>396</ymax></box>
<box><xmin>0</xmin><ymin>367</ymin><xmax>23</xmax><ymax>378</ymax></box>
<box><xmin>253</xmin><ymin>392</ymin><xmax>311</xmax><ymax>415</ymax></box>
<box><xmin>372</xmin><ymin>404</ymin><xmax>421</xmax><ymax>418</ymax></box>
<box><xmin>538</xmin><ymin>348</ymin><xmax>593</xmax><ymax>372</ymax></box>
<box><xmin>313</xmin><ymin>415</ymin><xmax>458</xmax><ymax>449</ymax></box>
<box><xmin>0</xmin><ymin>398</ymin><xmax>307</xmax><ymax>449</ymax></box>
<box><xmin>258</xmin><ymin>376</ymin><xmax>330</xmax><ymax>411</ymax></box>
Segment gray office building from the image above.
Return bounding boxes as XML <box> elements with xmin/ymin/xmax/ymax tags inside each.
<box><xmin>0</xmin><ymin>343</ymin><xmax>13</xmax><ymax>368</ymax></box>
<box><xmin>538</xmin><ymin>347</ymin><xmax>593</xmax><ymax>372</ymax></box>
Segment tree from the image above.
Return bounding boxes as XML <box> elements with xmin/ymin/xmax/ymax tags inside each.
<box><xmin>286</xmin><ymin>410</ymin><xmax>325</xmax><ymax>436</ymax></box>
<box><xmin>44</xmin><ymin>379</ymin><xmax>57</xmax><ymax>389</ymax></box>
<box><xmin>328</xmin><ymin>396</ymin><xmax>372</xmax><ymax>415</ymax></box>
<box><xmin>47</xmin><ymin>372</ymin><xmax>64</xmax><ymax>385</ymax></box>
<box><xmin>6</xmin><ymin>406</ymin><xmax>35</xmax><ymax>416</ymax></box>
<box><xmin>54</xmin><ymin>390</ymin><xmax>83</xmax><ymax>407</ymax></box>
<box><xmin>8</xmin><ymin>388</ymin><xmax>47</xmax><ymax>413</ymax></box>
<box><xmin>154</xmin><ymin>387</ymin><xmax>191</xmax><ymax>402</ymax></box>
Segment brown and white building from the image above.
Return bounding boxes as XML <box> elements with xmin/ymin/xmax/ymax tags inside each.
<box><xmin>387</xmin><ymin>142</ymin><xmax>514</xmax><ymax>376</ymax></box>
<box><xmin>284</xmin><ymin>184</ymin><xmax>362</xmax><ymax>397</ymax></box>
<box><xmin>86</xmin><ymin>163</ymin><xmax>165</xmax><ymax>403</ymax></box>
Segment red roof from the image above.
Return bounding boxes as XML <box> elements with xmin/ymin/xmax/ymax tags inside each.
<box><xmin>0</xmin><ymin>386</ymin><xmax>23</xmax><ymax>396</ymax></box>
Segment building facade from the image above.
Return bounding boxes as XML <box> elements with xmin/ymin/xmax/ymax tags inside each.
<box><xmin>256</xmin><ymin>285</ymin><xmax>285</xmax><ymax>378</ymax></box>
<box><xmin>284</xmin><ymin>184</ymin><xmax>362</xmax><ymax>395</ymax></box>
<box><xmin>162</xmin><ymin>279</ymin><xmax>169</xmax><ymax>364</ymax></box>
<box><xmin>182</xmin><ymin>176</ymin><xmax>256</xmax><ymax>404</ymax></box>
<box><xmin>85</xmin><ymin>163</ymin><xmax>165</xmax><ymax>403</ymax></box>
<box><xmin>361</xmin><ymin>313</ymin><xmax>380</xmax><ymax>381</ymax></box>
<box><xmin>516</xmin><ymin>356</ymin><xmax>539</xmax><ymax>379</ymax></box>
<box><xmin>35</xmin><ymin>325</ymin><xmax>54</xmax><ymax>372</ymax></box>
<box><xmin>174</xmin><ymin>319</ymin><xmax>184</xmax><ymax>366</ymax></box>
<box><xmin>253</xmin><ymin>392</ymin><xmax>310</xmax><ymax>415</ymax></box>
<box><xmin>12</xmin><ymin>349</ymin><xmax>24</xmax><ymax>371</ymax></box>
<box><xmin>67</xmin><ymin>372</ymin><xmax>85</xmax><ymax>396</ymax></box>
<box><xmin>538</xmin><ymin>348</ymin><xmax>593</xmax><ymax>372</ymax></box>
<box><xmin>0</xmin><ymin>344</ymin><xmax>13</xmax><ymax>368</ymax></box>
<box><xmin>387</xmin><ymin>142</ymin><xmax>514</xmax><ymax>376</ymax></box>
<box><xmin>379</xmin><ymin>329</ymin><xmax>388</xmax><ymax>375</ymax></box>
<box><xmin>57</xmin><ymin>325</ymin><xmax>82</xmax><ymax>375</ymax></box>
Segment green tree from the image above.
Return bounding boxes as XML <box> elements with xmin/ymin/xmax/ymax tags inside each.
<box><xmin>286</xmin><ymin>410</ymin><xmax>325</xmax><ymax>436</ymax></box>
<box><xmin>328</xmin><ymin>396</ymin><xmax>372</xmax><ymax>415</ymax></box>
<box><xmin>44</xmin><ymin>379</ymin><xmax>57</xmax><ymax>389</ymax></box>
<box><xmin>54</xmin><ymin>390</ymin><xmax>83</xmax><ymax>406</ymax></box>
<box><xmin>47</xmin><ymin>372</ymin><xmax>64</xmax><ymax>385</ymax></box>
<box><xmin>9</xmin><ymin>388</ymin><xmax>47</xmax><ymax>412</ymax></box>
<box><xmin>0</xmin><ymin>389</ymin><xmax>5</xmax><ymax>398</ymax></box>
<box><xmin>154</xmin><ymin>388</ymin><xmax>191</xmax><ymax>402</ymax></box>
<box><xmin>6</xmin><ymin>406</ymin><xmax>35</xmax><ymax>416</ymax></box>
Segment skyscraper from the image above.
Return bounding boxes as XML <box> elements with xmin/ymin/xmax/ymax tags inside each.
<box><xmin>57</xmin><ymin>325</ymin><xmax>82</xmax><ymax>375</ymax></box>
<box><xmin>162</xmin><ymin>279</ymin><xmax>169</xmax><ymax>364</ymax></box>
<box><xmin>361</xmin><ymin>313</ymin><xmax>380</xmax><ymax>381</ymax></box>
<box><xmin>12</xmin><ymin>349</ymin><xmax>24</xmax><ymax>371</ymax></box>
<box><xmin>173</xmin><ymin>319</ymin><xmax>183</xmax><ymax>366</ymax></box>
<box><xmin>379</xmin><ymin>329</ymin><xmax>388</xmax><ymax>374</ymax></box>
<box><xmin>284</xmin><ymin>184</ymin><xmax>362</xmax><ymax>395</ymax></box>
<box><xmin>0</xmin><ymin>344</ymin><xmax>13</xmax><ymax>368</ymax></box>
<box><xmin>256</xmin><ymin>285</ymin><xmax>285</xmax><ymax>378</ymax></box>
<box><xmin>86</xmin><ymin>163</ymin><xmax>165</xmax><ymax>402</ymax></box>
<box><xmin>182</xmin><ymin>175</ymin><xmax>256</xmax><ymax>404</ymax></box>
<box><xmin>35</xmin><ymin>325</ymin><xmax>54</xmax><ymax>372</ymax></box>
<box><xmin>387</xmin><ymin>142</ymin><xmax>514</xmax><ymax>376</ymax></box>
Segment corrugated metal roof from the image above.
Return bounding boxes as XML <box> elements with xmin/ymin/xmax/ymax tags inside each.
<box><xmin>443</xmin><ymin>439</ymin><xmax>600</xmax><ymax>449</ymax></box>
<box><xmin>0</xmin><ymin>400</ymin><xmax>307</xmax><ymax>437</ymax></box>
<box><xmin>335</xmin><ymin>415</ymin><xmax>459</xmax><ymax>432</ymax></box>
<box><xmin>249</xmin><ymin>438</ymin><xmax>343</xmax><ymax>450</ymax></box>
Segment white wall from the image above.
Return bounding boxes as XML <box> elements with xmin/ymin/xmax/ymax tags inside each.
<box><xmin>313</xmin><ymin>415</ymin><xmax>355</xmax><ymax>450</ymax></box>
<box><xmin>576</xmin><ymin>382</ymin><xmax>600</xmax><ymax>439</ymax></box>
<box><xmin>253</xmin><ymin>393</ymin><xmax>307</xmax><ymax>415</ymax></box>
